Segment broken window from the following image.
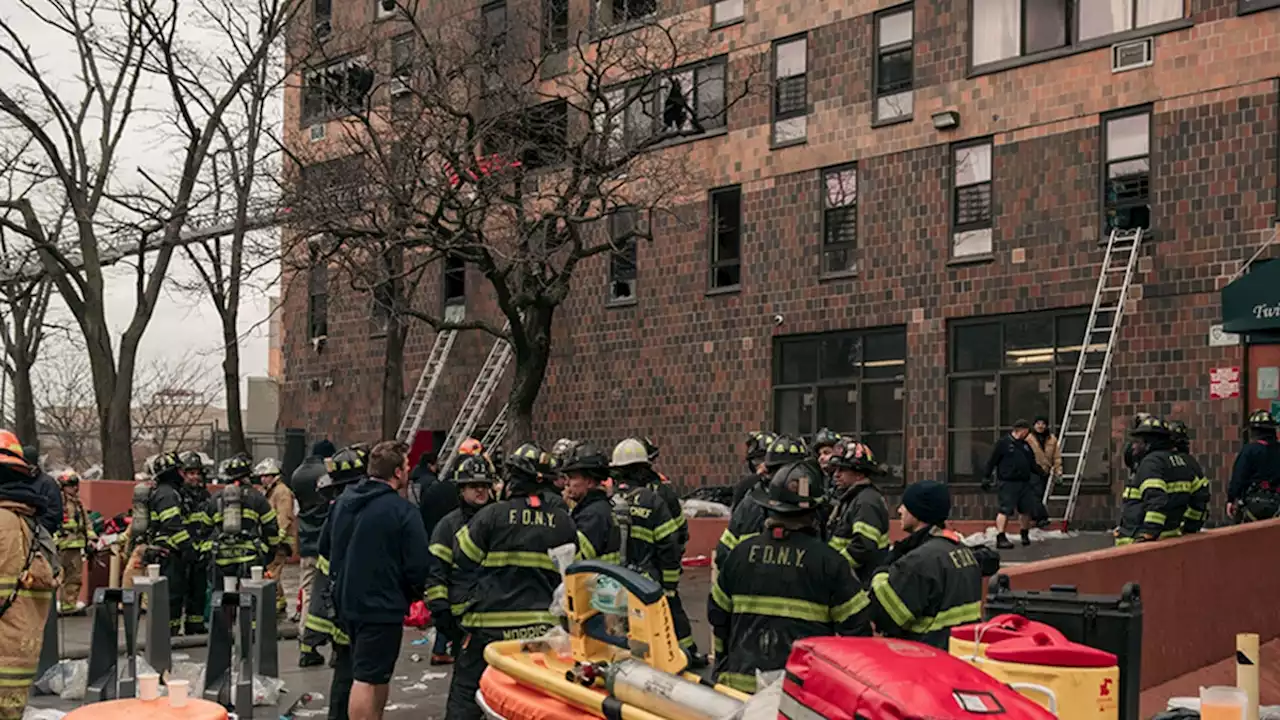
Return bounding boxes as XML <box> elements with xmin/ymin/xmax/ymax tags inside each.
<box><xmin>302</xmin><ymin>57</ymin><xmax>375</xmax><ymax>125</ymax></box>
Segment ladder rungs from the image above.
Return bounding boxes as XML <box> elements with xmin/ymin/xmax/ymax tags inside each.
<box><xmin>1047</xmin><ymin>496</ymin><xmax>1073</xmax><ymax>502</ymax></box>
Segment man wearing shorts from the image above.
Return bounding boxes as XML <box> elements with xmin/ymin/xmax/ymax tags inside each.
<box><xmin>982</xmin><ymin>419</ymin><xmax>1047</xmax><ymax>549</ymax></box>
<box><xmin>322</xmin><ymin>441</ymin><xmax>431</xmax><ymax>720</ymax></box>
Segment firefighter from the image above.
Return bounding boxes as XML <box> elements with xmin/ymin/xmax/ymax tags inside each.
<box><xmin>0</xmin><ymin>432</ymin><xmax>58</xmax><ymax>720</ymax></box>
<box><xmin>559</xmin><ymin>442</ymin><xmax>621</xmax><ymax>563</ymax></box>
<box><xmin>256</xmin><ymin>457</ymin><xmax>295</xmax><ymax>615</ymax></box>
<box><xmin>1228</xmin><ymin>410</ymin><xmax>1280</xmax><ymax>523</ymax></box>
<box><xmin>302</xmin><ymin>445</ymin><xmax>367</xmax><ymax>715</ymax></box>
<box><xmin>610</xmin><ymin>438</ymin><xmax>703</xmax><ymax>665</ymax></box>
<box><xmin>640</xmin><ymin>437</ymin><xmax>688</xmax><ymax>556</ymax></box>
<box><xmin>824</xmin><ymin>439</ymin><xmax>890</xmax><ymax>578</ymax></box>
<box><xmin>425</xmin><ymin>455</ymin><xmax>497</xmax><ymax>666</ymax></box>
<box><xmin>205</xmin><ymin>453</ymin><xmax>278</xmax><ymax>587</ymax></box>
<box><xmin>716</xmin><ymin>435</ymin><xmax>809</xmax><ymax>570</ymax></box>
<box><xmin>121</xmin><ymin>462</ymin><xmax>157</xmax><ymax>591</ymax></box>
<box><xmin>1122</xmin><ymin>412</ymin><xmax>1154</xmax><ymax>474</ymax></box>
<box><xmin>177</xmin><ymin>452</ymin><xmax>211</xmax><ymax>635</ymax></box>
<box><xmin>708</xmin><ymin>460</ymin><xmax>868</xmax><ymax>694</ymax></box>
<box><xmin>549</xmin><ymin>438</ymin><xmax>575</xmax><ymax>500</ymax></box>
<box><xmin>55</xmin><ymin>469</ymin><xmax>95</xmax><ymax>614</ymax></box>
<box><xmin>445</xmin><ymin>441</ymin><xmax>577</xmax><ymax>720</ymax></box>
<box><xmin>523</xmin><ymin>442</ymin><xmax>569</xmax><ymax>513</ymax></box>
<box><xmin>811</xmin><ymin>428</ymin><xmax>842</xmax><ymax>475</ymax></box>
<box><xmin>864</xmin><ymin>480</ymin><xmax>982</xmax><ymax>648</ymax></box>
<box><xmin>1166</xmin><ymin>420</ymin><xmax>1211</xmax><ymax>535</ymax></box>
<box><xmin>143</xmin><ymin>452</ymin><xmax>195</xmax><ymax>636</ymax></box>
<box><xmin>731</xmin><ymin>431</ymin><xmax>776</xmax><ymax>510</ymax></box>
<box><xmin>1117</xmin><ymin>416</ymin><xmax>1201</xmax><ymax>544</ymax></box>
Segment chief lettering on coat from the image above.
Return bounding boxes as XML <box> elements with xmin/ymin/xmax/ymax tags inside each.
<box><xmin>747</xmin><ymin>545</ymin><xmax>806</xmax><ymax>568</ymax></box>
<box><xmin>508</xmin><ymin>509</ymin><xmax>557</xmax><ymax>527</ymax></box>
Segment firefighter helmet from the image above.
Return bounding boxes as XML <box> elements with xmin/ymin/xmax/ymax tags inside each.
<box><xmin>640</xmin><ymin>437</ymin><xmax>660</xmax><ymax>462</ymax></box>
<box><xmin>254</xmin><ymin>457</ymin><xmax>282</xmax><ymax>478</ymax></box>
<box><xmin>752</xmin><ymin>461</ymin><xmax>828</xmax><ymax>515</ymax></box>
<box><xmin>507</xmin><ymin>442</ymin><xmax>549</xmax><ymax>482</ymax></box>
<box><xmin>812</xmin><ymin>428</ymin><xmax>841</xmax><ymax>450</ymax></box>
<box><xmin>0</xmin><ymin>430</ymin><xmax>28</xmax><ymax>474</ymax></box>
<box><xmin>559</xmin><ymin>441</ymin><xmax>611</xmax><ymax>478</ymax></box>
<box><xmin>828</xmin><ymin>439</ymin><xmax>884</xmax><ymax>475</ymax></box>
<box><xmin>764</xmin><ymin>435</ymin><xmax>808</xmax><ymax>470</ymax></box>
<box><xmin>610</xmin><ymin>438</ymin><xmax>650</xmax><ymax>468</ymax></box>
<box><xmin>1129</xmin><ymin>416</ymin><xmax>1172</xmax><ymax>438</ymax></box>
<box><xmin>1248</xmin><ymin>409</ymin><xmax>1278</xmax><ymax>429</ymax></box>
<box><xmin>326</xmin><ymin>446</ymin><xmax>367</xmax><ymax>485</ymax></box>
<box><xmin>745</xmin><ymin>431</ymin><xmax>776</xmax><ymax>462</ymax></box>
<box><xmin>458</xmin><ymin>438</ymin><xmax>484</xmax><ymax>456</ymax></box>
<box><xmin>153</xmin><ymin>452</ymin><xmax>184</xmax><ymax>483</ymax></box>
<box><xmin>1166</xmin><ymin>420</ymin><xmax>1190</xmax><ymax>443</ymax></box>
<box><xmin>58</xmin><ymin>469</ymin><xmax>81</xmax><ymax>486</ymax></box>
<box><xmin>550</xmin><ymin>438</ymin><xmax>575</xmax><ymax>459</ymax></box>
<box><xmin>222</xmin><ymin>453</ymin><xmax>254</xmax><ymax>481</ymax></box>
<box><xmin>452</xmin><ymin>455</ymin><xmax>496</xmax><ymax>485</ymax></box>
<box><xmin>180</xmin><ymin>451</ymin><xmax>205</xmax><ymax>472</ymax></box>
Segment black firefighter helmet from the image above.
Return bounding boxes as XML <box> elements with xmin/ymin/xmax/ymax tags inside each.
<box><xmin>751</xmin><ymin>460</ymin><xmax>828</xmax><ymax>515</ymax></box>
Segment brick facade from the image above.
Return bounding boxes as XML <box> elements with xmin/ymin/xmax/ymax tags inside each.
<box><xmin>279</xmin><ymin>0</ymin><xmax>1280</xmax><ymax>526</ymax></box>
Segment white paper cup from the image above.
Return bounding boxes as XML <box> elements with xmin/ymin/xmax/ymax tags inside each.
<box><xmin>146</xmin><ymin>564</ymin><xmax>161</xmax><ymax>579</ymax></box>
<box><xmin>138</xmin><ymin>673</ymin><xmax>160</xmax><ymax>701</ymax></box>
<box><xmin>223</xmin><ymin>576</ymin><xmax>238</xmax><ymax>593</ymax></box>
<box><xmin>249</xmin><ymin>565</ymin><xmax>264</xmax><ymax>581</ymax></box>
<box><xmin>168</xmin><ymin>679</ymin><xmax>190</xmax><ymax>707</ymax></box>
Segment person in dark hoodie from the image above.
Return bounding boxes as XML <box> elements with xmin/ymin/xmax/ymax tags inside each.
<box><xmin>323</xmin><ymin>441</ymin><xmax>430</xmax><ymax>720</ymax></box>
<box><xmin>731</xmin><ymin>432</ymin><xmax>776</xmax><ymax>510</ymax></box>
<box><xmin>22</xmin><ymin>445</ymin><xmax>61</xmax><ymax>536</ymax></box>
<box><xmin>293</xmin><ymin>439</ymin><xmax>334</xmax><ymax>663</ymax></box>
<box><xmin>417</xmin><ymin>450</ymin><xmax>458</xmax><ymax>542</ymax></box>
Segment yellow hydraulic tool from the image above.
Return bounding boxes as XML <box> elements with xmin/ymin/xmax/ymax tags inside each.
<box><xmin>562</xmin><ymin>561</ymin><xmax>687</xmax><ymax>676</ymax></box>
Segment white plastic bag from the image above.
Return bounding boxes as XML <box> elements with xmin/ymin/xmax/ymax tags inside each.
<box><xmin>530</xmin><ymin>626</ymin><xmax>573</xmax><ymax>662</ymax></box>
<box><xmin>682</xmin><ymin>499</ymin><xmax>731</xmax><ymax>519</ymax></box>
<box><xmin>719</xmin><ymin>674</ymin><xmax>783</xmax><ymax>720</ymax></box>
<box><xmin>22</xmin><ymin>708</ymin><xmax>67</xmax><ymax>720</ymax></box>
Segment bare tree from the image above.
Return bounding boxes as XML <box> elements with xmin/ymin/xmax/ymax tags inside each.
<box><xmin>131</xmin><ymin>353</ymin><xmax>220</xmax><ymax>462</ymax></box>
<box><xmin>288</xmin><ymin>1</ymin><xmax>762</xmax><ymax>441</ymax></box>
<box><xmin>32</xmin><ymin>345</ymin><xmax>99</xmax><ymax>470</ymax></box>
<box><xmin>0</xmin><ymin>0</ymin><xmax>300</xmax><ymax>478</ymax></box>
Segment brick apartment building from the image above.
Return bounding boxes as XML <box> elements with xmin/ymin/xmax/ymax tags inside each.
<box><xmin>279</xmin><ymin>0</ymin><xmax>1280</xmax><ymax>525</ymax></box>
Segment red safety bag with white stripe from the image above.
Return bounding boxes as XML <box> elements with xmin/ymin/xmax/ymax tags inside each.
<box><xmin>779</xmin><ymin>637</ymin><xmax>1056</xmax><ymax>720</ymax></box>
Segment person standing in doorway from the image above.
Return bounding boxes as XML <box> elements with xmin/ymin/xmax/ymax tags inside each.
<box><xmin>983</xmin><ymin>420</ymin><xmax>1047</xmax><ymax>549</ymax></box>
<box><xmin>1026</xmin><ymin>415</ymin><xmax>1062</xmax><ymax>499</ymax></box>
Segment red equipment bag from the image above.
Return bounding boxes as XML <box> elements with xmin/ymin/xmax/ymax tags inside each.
<box><xmin>404</xmin><ymin>600</ymin><xmax>432</xmax><ymax>629</ymax></box>
<box><xmin>780</xmin><ymin>637</ymin><xmax>1057</xmax><ymax>720</ymax></box>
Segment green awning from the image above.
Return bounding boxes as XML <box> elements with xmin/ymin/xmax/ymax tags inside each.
<box><xmin>1223</xmin><ymin>259</ymin><xmax>1280</xmax><ymax>332</ymax></box>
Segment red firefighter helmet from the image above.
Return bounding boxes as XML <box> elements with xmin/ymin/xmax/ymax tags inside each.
<box><xmin>0</xmin><ymin>430</ymin><xmax>30</xmax><ymax>474</ymax></box>
<box><xmin>458</xmin><ymin>438</ymin><xmax>484</xmax><ymax>456</ymax></box>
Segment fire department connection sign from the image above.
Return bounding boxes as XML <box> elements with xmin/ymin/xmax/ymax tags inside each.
<box><xmin>1210</xmin><ymin>367</ymin><xmax>1241</xmax><ymax>400</ymax></box>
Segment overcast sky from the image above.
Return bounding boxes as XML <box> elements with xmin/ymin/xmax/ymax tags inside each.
<box><xmin>1</xmin><ymin>3</ymin><xmax>278</xmax><ymax>408</ymax></box>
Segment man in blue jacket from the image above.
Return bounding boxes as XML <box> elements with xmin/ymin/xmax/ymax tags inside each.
<box><xmin>321</xmin><ymin>441</ymin><xmax>431</xmax><ymax>720</ymax></box>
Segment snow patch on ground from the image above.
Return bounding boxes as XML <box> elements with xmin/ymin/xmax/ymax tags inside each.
<box><xmin>962</xmin><ymin>526</ymin><xmax>1078</xmax><ymax>548</ymax></box>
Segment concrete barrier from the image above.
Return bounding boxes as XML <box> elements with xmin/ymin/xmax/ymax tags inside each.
<box><xmin>999</xmin><ymin>518</ymin><xmax>1280</xmax><ymax>690</ymax></box>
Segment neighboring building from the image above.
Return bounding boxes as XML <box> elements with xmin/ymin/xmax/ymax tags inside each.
<box><xmin>278</xmin><ymin>0</ymin><xmax>1280</xmax><ymax>525</ymax></box>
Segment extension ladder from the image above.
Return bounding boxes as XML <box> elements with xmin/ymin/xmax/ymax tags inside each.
<box><xmin>1044</xmin><ymin>227</ymin><xmax>1145</xmax><ymax>530</ymax></box>
<box><xmin>394</xmin><ymin>305</ymin><xmax>466</xmax><ymax>444</ymax></box>
<box><xmin>479</xmin><ymin>403</ymin><xmax>510</xmax><ymax>451</ymax></box>
<box><xmin>439</xmin><ymin>326</ymin><xmax>513</xmax><ymax>471</ymax></box>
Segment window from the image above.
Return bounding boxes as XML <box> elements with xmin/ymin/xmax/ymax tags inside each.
<box><xmin>483</xmin><ymin>1</ymin><xmax>507</xmax><ymax>43</ymax></box>
<box><xmin>971</xmin><ymin>0</ymin><xmax>1182</xmax><ymax>66</ymax></box>
<box><xmin>773</xmin><ymin>328</ymin><xmax>908</xmax><ymax>479</ymax></box>
<box><xmin>952</xmin><ymin>139</ymin><xmax>994</xmax><ymax>257</ymax></box>
<box><xmin>1240</xmin><ymin>0</ymin><xmax>1280</xmax><ymax>12</ymax></box>
<box><xmin>297</xmin><ymin>155</ymin><xmax>369</xmax><ymax>216</ymax></box>
<box><xmin>314</xmin><ymin>0</ymin><xmax>332</xmax><ymax>23</ymax></box>
<box><xmin>595</xmin><ymin>57</ymin><xmax>727</xmax><ymax>152</ymax></box>
<box><xmin>1102</xmin><ymin>109</ymin><xmax>1151</xmax><ymax>233</ymax></box>
<box><xmin>301</xmin><ymin>58</ymin><xmax>375</xmax><ymax>125</ymax></box>
<box><xmin>873</xmin><ymin>6</ymin><xmax>914</xmax><ymax>123</ymax></box>
<box><xmin>772</xmin><ymin>36</ymin><xmax>807</xmax><ymax>145</ymax></box>
<box><xmin>608</xmin><ymin>208</ymin><xmax>638</xmax><ymax>304</ymax></box>
<box><xmin>376</xmin><ymin>0</ymin><xmax>397</xmax><ymax>19</ymax></box>
<box><xmin>595</xmin><ymin>0</ymin><xmax>656</xmax><ymax>29</ymax></box>
<box><xmin>709</xmin><ymin>186</ymin><xmax>742</xmax><ymax>290</ymax></box>
<box><xmin>488</xmin><ymin>100</ymin><xmax>568</xmax><ymax>171</ymax></box>
<box><xmin>543</xmin><ymin>0</ymin><xmax>569</xmax><ymax>53</ymax></box>
<box><xmin>308</xmin><ymin>253</ymin><xmax>329</xmax><ymax>339</ymax></box>
<box><xmin>947</xmin><ymin>311</ymin><xmax>1110</xmax><ymax>484</ymax></box>
<box><xmin>711</xmin><ymin>0</ymin><xmax>743</xmax><ymax>25</ymax></box>
<box><xmin>821</xmin><ymin>165</ymin><xmax>858</xmax><ymax>275</ymax></box>
<box><xmin>443</xmin><ymin>256</ymin><xmax>466</xmax><ymax>306</ymax></box>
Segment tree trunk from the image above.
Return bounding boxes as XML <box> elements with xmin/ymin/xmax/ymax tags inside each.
<box><xmin>382</xmin><ymin>317</ymin><xmax>408</xmax><ymax>441</ymax></box>
<box><xmin>10</xmin><ymin>358</ymin><xmax>37</xmax><ymax>449</ymax></box>
<box><xmin>507</xmin><ymin>307</ymin><xmax>554</xmax><ymax>448</ymax></box>
<box><xmin>223</xmin><ymin>322</ymin><xmax>247</xmax><ymax>455</ymax></box>
<box><xmin>81</xmin><ymin>318</ymin><xmax>129</xmax><ymax>478</ymax></box>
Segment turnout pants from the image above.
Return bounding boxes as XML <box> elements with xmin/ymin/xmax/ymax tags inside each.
<box><xmin>327</xmin><ymin>641</ymin><xmax>353</xmax><ymax>720</ymax></box>
<box><xmin>58</xmin><ymin>549</ymin><xmax>84</xmax><ymax>608</ymax></box>
<box><xmin>667</xmin><ymin>590</ymin><xmax>698</xmax><ymax>653</ymax></box>
<box><xmin>183</xmin><ymin>557</ymin><xmax>208</xmax><ymax>634</ymax></box>
<box><xmin>266</xmin><ymin>549</ymin><xmax>288</xmax><ymax>612</ymax></box>
<box><xmin>155</xmin><ymin>551</ymin><xmax>188</xmax><ymax>637</ymax></box>
<box><xmin>446</xmin><ymin>626</ymin><xmax>551</xmax><ymax>720</ymax></box>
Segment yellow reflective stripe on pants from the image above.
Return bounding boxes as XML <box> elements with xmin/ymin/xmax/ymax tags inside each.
<box><xmin>598</xmin><ymin>552</ymin><xmax>621</xmax><ymax>564</ymax></box>
<box><xmin>1159</xmin><ymin>528</ymin><xmax>1183</xmax><ymax>539</ymax></box>
<box><xmin>716</xmin><ymin>672</ymin><xmax>757</xmax><ymax>694</ymax></box>
<box><xmin>461</xmin><ymin>610</ymin><xmax>558</xmax><ymax>629</ymax></box>
<box><xmin>1144</xmin><ymin>511</ymin><xmax>1167</xmax><ymax>525</ymax></box>
<box><xmin>1184</xmin><ymin>508</ymin><xmax>1204</xmax><ymax>520</ymax></box>
<box><xmin>730</xmin><ymin>595</ymin><xmax>833</xmax><ymax>623</ymax></box>
<box><xmin>481</xmin><ymin>551</ymin><xmax>554</xmax><ymax>571</ymax></box>
<box><xmin>661</xmin><ymin>568</ymin><xmax>681</xmax><ymax>584</ymax></box>
<box><xmin>456</xmin><ymin>526</ymin><xmax>484</xmax><ymax>564</ymax></box>
<box><xmin>712</xmin><ymin>636</ymin><xmax>724</xmax><ymax>654</ymax></box>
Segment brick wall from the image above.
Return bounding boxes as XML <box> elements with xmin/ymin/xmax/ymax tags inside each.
<box><xmin>280</xmin><ymin>2</ymin><xmax>1280</xmax><ymax>525</ymax></box>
